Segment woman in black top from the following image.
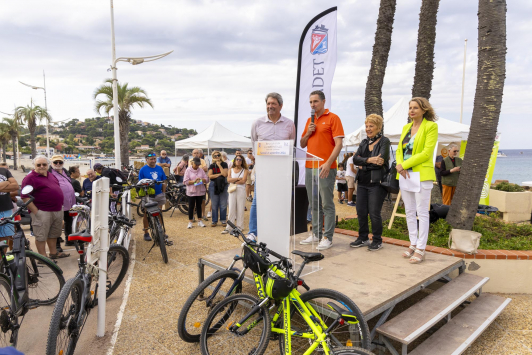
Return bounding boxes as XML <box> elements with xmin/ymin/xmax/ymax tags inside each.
<box><xmin>350</xmin><ymin>114</ymin><xmax>390</xmax><ymax>251</ymax></box>
<box><xmin>68</xmin><ymin>166</ymin><xmax>82</xmax><ymax>194</ymax></box>
<box><xmin>208</xmin><ymin>150</ymin><xmax>229</xmax><ymax>227</ymax></box>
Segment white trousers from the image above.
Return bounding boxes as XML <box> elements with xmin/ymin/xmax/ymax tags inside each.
<box><xmin>226</xmin><ymin>187</ymin><xmax>246</xmax><ymax>230</ymax></box>
<box><xmin>401</xmin><ymin>181</ymin><xmax>433</xmax><ymax>250</ymax></box>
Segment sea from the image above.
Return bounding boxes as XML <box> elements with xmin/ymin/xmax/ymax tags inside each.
<box><xmin>54</xmin><ymin>149</ymin><xmax>532</xmax><ymax>185</ymax></box>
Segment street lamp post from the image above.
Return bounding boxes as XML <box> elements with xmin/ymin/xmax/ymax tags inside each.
<box><xmin>20</xmin><ymin>71</ymin><xmax>50</xmax><ymax>157</ymax></box>
<box><xmin>109</xmin><ymin>0</ymin><xmax>172</xmax><ymax>169</ymax></box>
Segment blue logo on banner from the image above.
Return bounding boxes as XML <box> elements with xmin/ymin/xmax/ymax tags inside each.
<box><xmin>310</xmin><ymin>25</ymin><xmax>328</xmax><ymax>55</ymax></box>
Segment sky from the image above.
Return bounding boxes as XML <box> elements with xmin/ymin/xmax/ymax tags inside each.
<box><xmin>0</xmin><ymin>0</ymin><xmax>530</xmax><ymax>149</ymax></box>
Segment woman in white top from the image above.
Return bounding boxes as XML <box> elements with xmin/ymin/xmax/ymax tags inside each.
<box><xmin>222</xmin><ymin>155</ymin><xmax>249</xmax><ymax>234</ymax></box>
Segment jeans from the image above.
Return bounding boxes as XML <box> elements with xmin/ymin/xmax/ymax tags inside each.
<box><xmin>249</xmin><ymin>184</ymin><xmax>257</xmax><ymax>235</ymax></box>
<box><xmin>356</xmin><ymin>184</ymin><xmax>386</xmax><ymax>244</ymax></box>
<box><xmin>401</xmin><ymin>181</ymin><xmax>433</xmax><ymax>249</ymax></box>
<box><xmin>210</xmin><ymin>183</ymin><xmax>228</xmax><ymax>223</ymax></box>
<box><xmin>176</xmin><ymin>175</ymin><xmax>184</xmax><ymax>183</ymax></box>
<box><xmin>305</xmin><ymin>168</ymin><xmax>336</xmax><ymax>241</ymax></box>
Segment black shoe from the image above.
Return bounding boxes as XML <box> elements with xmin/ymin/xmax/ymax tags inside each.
<box><xmin>368</xmin><ymin>242</ymin><xmax>383</xmax><ymax>251</ymax></box>
<box><xmin>144</xmin><ymin>233</ymin><xmax>152</xmax><ymax>241</ymax></box>
<box><xmin>350</xmin><ymin>239</ymin><xmax>370</xmax><ymax>248</ymax></box>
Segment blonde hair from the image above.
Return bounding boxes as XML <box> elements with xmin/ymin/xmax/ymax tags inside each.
<box><xmin>365</xmin><ymin>114</ymin><xmax>384</xmax><ymax>133</ymax></box>
<box><xmin>409</xmin><ymin>97</ymin><xmax>437</xmax><ymax>122</ymax></box>
<box><xmin>211</xmin><ymin>150</ymin><xmax>221</xmax><ymax>160</ymax></box>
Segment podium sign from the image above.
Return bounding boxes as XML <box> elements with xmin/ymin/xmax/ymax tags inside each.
<box><xmin>255</xmin><ymin>140</ymin><xmax>293</xmax><ymax>258</ymax></box>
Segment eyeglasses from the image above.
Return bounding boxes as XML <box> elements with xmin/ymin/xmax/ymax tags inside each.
<box><xmin>452</xmin><ymin>150</ymin><xmax>459</xmax><ymax>153</ymax></box>
<box><xmin>146</xmin><ymin>153</ymin><xmax>156</xmax><ymax>158</ymax></box>
<box><xmin>213</xmin><ymin>155</ymin><xmax>220</xmax><ymax>158</ymax></box>
<box><xmin>36</xmin><ymin>163</ymin><xmax>48</xmax><ymax>167</ymax></box>
<box><xmin>52</xmin><ymin>161</ymin><xmax>63</xmax><ymax>165</ymax></box>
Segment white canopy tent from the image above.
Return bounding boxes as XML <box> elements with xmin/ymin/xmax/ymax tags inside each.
<box><xmin>174</xmin><ymin>121</ymin><xmax>252</xmax><ymax>156</ymax></box>
<box><xmin>344</xmin><ymin>97</ymin><xmax>470</xmax><ymax>146</ymax></box>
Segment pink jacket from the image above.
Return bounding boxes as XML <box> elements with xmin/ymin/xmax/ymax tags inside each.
<box><xmin>183</xmin><ymin>166</ymin><xmax>209</xmax><ymax>197</ymax></box>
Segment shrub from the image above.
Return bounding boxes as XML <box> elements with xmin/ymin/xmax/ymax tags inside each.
<box><xmin>495</xmin><ymin>181</ymin><xmax>525</xmax><ymax>192</ymax></box>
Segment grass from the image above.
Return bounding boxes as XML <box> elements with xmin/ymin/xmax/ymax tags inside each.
<box><xmin>337</xmin><ymin>209</ymin><xmax>532</xmax><ymax>251</ymax></box>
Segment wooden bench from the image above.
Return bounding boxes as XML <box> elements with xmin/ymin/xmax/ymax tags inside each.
<box><xmin>377</xmin><ymin>273</ymin><xmax>491</xmax><ymax>354</ymax></box>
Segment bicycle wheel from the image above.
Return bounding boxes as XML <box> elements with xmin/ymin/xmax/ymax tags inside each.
<box><xmin>177</xmin><ymin>194</ymin><xmax>189</xmax><ymax>215</ymax></box>
<box><xmin>178</xmin><ymin>269</ymin><xmax>242</xmax><ymax>343</ymax></box>
<box><xmin>25</xmin><ymin>251</ymin><xmax>65</xmax><ymax>305</ymax></box>
<box><xmin>153</xmin><ymin>218</ymin><xmax>168</xmax><ymax>263</ymax></box>
<box><xmin>0</xmin><ymin>276</ymin><xmax>18</xmax><ymax>348</ymax></box>
<box><xmin>46</xmin><ymin>277</ymin><xmax>86</xmax><ymax>355</ymax></box>
<box><xmin>331</xmin><ymin>347</ymin><xmax>375</xmax><ymax>354</ymax></box>
<box><xmin>200</xmin><ymin>294</ymin><xmax>270</xmax><ymax>355</ymax></box>
<box><xmin>72</xmin><ymin>213</ymin><xmax>89</xmax><ymax>234</ymax></box>
<box><xmin>279</xmin><ymin>288</ymin><xmax>371</xmax><ymax>354</ymax></box>
<box><xmin>205</xmin><ymin>190</ymin><xmax>210</xmax><ymax>206</ymax></box>
<box><xmin>92</xmin><ymin>244</ymin><xmax>130</xmax><ymax>307</ymax></box>
<box><xmin>136</xmin><ymin>203</ymin><xmax>145</xmax><ymax>218</ymax></box>
<box><xmin>161</xmin><ymin>189</ymin><xmax>178</xmax><ymax>212</ymax></box>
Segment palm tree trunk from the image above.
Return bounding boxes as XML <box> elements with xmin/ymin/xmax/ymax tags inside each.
<box><xmin>12</xmin><ymin>136</ymin><xmax>17</xmax><ymax>170</ymax></box>
<box><xmin>29</xmin><ymin>128</ymin><xmax>37</xmax><ymax>159</ymax></box>
<box><xmin>446</xmin><ymin>0</ymin><xmax>506</xmax><ymax>230</ymax></box>
<box><xmin>365</xmin><ymin>0</ymin><xmax>397</xmax><ymax>117</ymax></box>
<box><xmin>1</xmin><ymin>143</ymin><xmax>6</xmax><ymax>163</ymax></box>
<box><xmin>119</xmin><ymin>111</ymin><xmax>130</xmax><ymax>167</ymax></box>
<box><xmin>411</xmin><ymin>0</ymin><xmax>440</xmax><ymax>100</ymax></box>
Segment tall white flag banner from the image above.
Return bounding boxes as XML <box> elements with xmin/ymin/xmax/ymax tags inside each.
<box><xmin>294</xmin><ymin>7</ymin><xmax>338</xmax><ymax>148</ymax></box>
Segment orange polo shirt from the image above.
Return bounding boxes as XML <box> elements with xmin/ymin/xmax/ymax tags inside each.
<box><xmin>301</xmin><ymin>109</ymin><xmax>344</xmax><ymax>169</ymax></box>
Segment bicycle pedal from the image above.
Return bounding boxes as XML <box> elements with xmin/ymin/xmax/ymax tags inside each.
<box><xmin>165</xmin><ymin>240</ymin><xmax>173</xmax><ymax>246</ymax></box>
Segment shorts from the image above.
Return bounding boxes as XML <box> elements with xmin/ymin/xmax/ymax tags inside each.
<box><xmin>337</xmin><ymin>183</ymin><xmax>348</xmax><ymax>192</ymax></box>
<box><xmin>142</xmin><ymin>193</ymin><xmax>167</xmax><ymax>208</ymax></box>
<box><xmin>346</xmin><ymin>176</ymin><xmax>356</xmax><ymax>189</ymax></box>
<box><xmin>31</xmin><ymin>210</ymin><xmax>63</xmax><ymax>242</ymax></box>
<box><xmin>0</xmin><ymin>209</ymin><xmax>15</xmax><ymax>238</ymax></box>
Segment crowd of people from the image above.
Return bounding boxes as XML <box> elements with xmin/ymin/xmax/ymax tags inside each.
<box><xmin>6</xmin><ymin>92</ymin><xmax>452</xmax><ymax>267</ymax></box>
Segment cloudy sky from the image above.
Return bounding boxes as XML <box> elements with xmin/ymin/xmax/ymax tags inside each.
<box><xmin>0</xmin><ymin>0</ymin><xmax>529</xmax><ymax>149</ymax></box>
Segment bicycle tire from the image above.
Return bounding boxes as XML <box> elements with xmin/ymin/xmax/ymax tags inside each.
<box><xmin>137</xmin><ymin>204</ymin><xmax>145</xmax><ymax>218</ymax></box>
<box><xmin>153</xmin><ymin>218</ymin><xmax>168</xmax><ymax>263</ymax></box>
<box><xmin>177</xmin><ymin>194</ymin><xmax>189</xmax><ymax>215</ymax></box>
<box><xmin>200</xmin><ymin>293</ymin><xmax>271</xmax><ymax>355</ymax></box>
<box><xmin>161</xmin><ymin>189</ymin><xmax>178</xmax><ymax>212</ymax></box>
<box><xmin>177</xmin><ymin>269</ymin><xmax>242</xmax><ymax>343</ymax></box>
<box><xmin>92</xmin><ymin>244</ymin><xmax>130</xmax><ymax>307</ymax></box>
<box><xmin>24</xmin><ymin>251</ymin><xmax>65</xmax><ymax>305</ymax></box>
<box><xmin>0</xmin><ymin>275</ymin><xmax>18</xmax><ymax>348</ymax></box>
<box><xmin>46</xmin><ymin>277</ymin><xmax>85</xmax><ymax>355</ymax></box>
<box><xmin>279</xmin><ymin>288</ymin><xmax>371</xmax><ymax>353</ymax></box>
<box><xmin>205</xmin><ymin>190</ymin><xmax>210</xmax><ymax>206</ymax></box>
<box><xmin>72</xmin><ymin>214</ymin><xmax>89</xmax><ymax>234</ymax></box>
<box><xmin>331</xmin><ymin>347</ymin><xmax>375</xmax><ymax>354</ymax></box>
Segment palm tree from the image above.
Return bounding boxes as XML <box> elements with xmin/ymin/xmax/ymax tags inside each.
<box><xmin>446</xmin><ymin>0</ymin><xmax>507</xmax><ymax>230</ymax></box>
<box><xmin>2</xmin><ymin>117</ymin><xmax>21</xmax><ymax>170</ymax></box>
<box><xmin>94</xmin><ymin>79</ymin><xmax>153</xmax><ymax>165</ymax></box>
<box><xmin>411</xmin><ymin>0</ymin><xmax>441</xmax><ymax>99</ymax></box>
<box><xmin>0</xmin><ymin>124</ymin><xmax>11</xmax><ymax>163</ymax></box>
<box><xmin>14</xmin><ymin>99</ymin><xmax>51</xmax><ymax>159</ymax></box>
<box><xmin>365</xmin><ymin>0</ymin><xmax>397</xmax><ymax>117</ymax></box>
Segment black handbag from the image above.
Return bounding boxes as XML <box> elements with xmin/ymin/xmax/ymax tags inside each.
<box><xmin>381</xmin><ymin>147</ymin><xmax>399</xmax><ymax>194</ymax></box>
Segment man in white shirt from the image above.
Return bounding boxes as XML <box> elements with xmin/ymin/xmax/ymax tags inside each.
<box><xmin>345</xmin><ymin>154</ymin><xmax>358</xmax><ymax>206</ymax></box>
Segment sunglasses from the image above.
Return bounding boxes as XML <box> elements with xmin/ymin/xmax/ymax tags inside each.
<box><xmin>213</xmin><ymin>155</ymin><xmax>220</xmax><ymax>158</ymax></box>
<box><xmin>235</xmin><ymin>158</ymin><xmax>243</xmax><ymax>161</ymax></box>
<box><xmin>53</xmin><ymin>161</ymin><xmax>63</xmax><ymax>165</ymax></box>
<box><xmin>452</xmin><ymin>150</ymin><xmax>459</xmax><ymax>153</ymax></box>
<box><xmin>146</xmin><ymin>153</ymin><xmax>156</xmax><ymax>158</ymax></box>
<box><xmin>36</xmin><ymin>163</ymin><xmax>48</xmax><ymax>167</ymax></box>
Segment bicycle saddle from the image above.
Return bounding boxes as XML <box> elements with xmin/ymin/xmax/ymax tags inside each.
<box><xmin>291</xmin><ymin>250</ymin><xmax>324</xmax><ymax>262</ymax></box>
<box><xmin>144</xmin><ymin>202</ymin><xmax>159</xmax><ymax>208</ymax></box>
<box><xmin>68</xmin><ymin>231</ymin><xmax>93</xmax><ymax>243</ymax></box>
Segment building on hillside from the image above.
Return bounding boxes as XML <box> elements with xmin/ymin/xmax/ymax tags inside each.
<box><xmin>75</xmin><ymin>135</ymin><xmax>88</xmax><ymax>138</ymax></box>
<box><xmin>77</xmin><ymin>145</ymin><xmax>97</xmax><ymax>152</ymax></box>
<box><xmin>135</xmin><ymin>131</ymin><xmax>144</xmax><ymax>136</ymax></box>
<box><xmin>36</xmin><ymin>146</ymin><xmax>55</xmax><ymax>156</ymax></box>
<box><xmin>137</xmin><ymin>145</ymin><xmax>151</xmax><ymax>152</ymax></box>
<box><xmin>158</xmin><ymin>129</ymin><xmax>168</xmax><ymax>136</ymax></box>
<box><xmin>97</xmin><ymin>128</ymin><xmax>103</xmax><ymax>132</ymax></box>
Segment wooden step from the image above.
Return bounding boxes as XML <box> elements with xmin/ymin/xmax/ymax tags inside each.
<box><xmin>377</xmin><ymin>273</ymin><xmax>489</xmax><ymax>344</ymax></box>
<box><xmin>409</xmin><ymin>293</ymin><xmax>511</xmax><ymax>355</ymax></box>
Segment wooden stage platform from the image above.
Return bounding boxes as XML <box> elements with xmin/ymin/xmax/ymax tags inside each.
<box><xmin>198</xmin><ymin>232</ymin><xmax>465</xmax><ymax>321</ymax></box>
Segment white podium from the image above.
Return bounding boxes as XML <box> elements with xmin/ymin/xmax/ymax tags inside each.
<box><xmin>255</xmin><ymin>141</ymin><xmax>322</xmax><ymax>275</ymax></box>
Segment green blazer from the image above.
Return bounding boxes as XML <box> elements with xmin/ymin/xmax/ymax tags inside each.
<box><xmin>396</xmin><ymin>119</ymin><xmax>438</xmax><ymax>181</ymax></box>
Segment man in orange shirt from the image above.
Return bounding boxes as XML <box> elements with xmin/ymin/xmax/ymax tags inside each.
<box><xmin>300</xmin><ymin>91</ymin><xmax>344</xmax><ymax>250</ymax></box>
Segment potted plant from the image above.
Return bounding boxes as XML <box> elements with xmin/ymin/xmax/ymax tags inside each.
<box><xmin>490</xmin><ymin>182</ymin><xmax>532</xmax><ymax>222</ymax></box>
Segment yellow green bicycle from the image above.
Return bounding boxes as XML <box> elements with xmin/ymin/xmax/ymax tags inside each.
<box><xmin>199</xmin><ymin>221</ymin><xmax>372</xmax><ymax>355</ymax></box>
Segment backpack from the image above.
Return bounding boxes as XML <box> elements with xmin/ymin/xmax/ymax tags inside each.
<box><xmin>103</xmin><ymin>167</ymin><xmax>128</xmax><ymax>185</ymax></box>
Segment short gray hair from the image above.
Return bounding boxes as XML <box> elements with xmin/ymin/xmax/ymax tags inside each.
<box><xmin>310</xmin><ymin>90</ymin><xmax>325</xmax><ymax>101</ymax></box>
<box><xmin>221</xmin><ymin>152</ymin><xmax>228</xmax><ymax>160</ymax></box>
<box><xmin>198</xmin><ymin>148</ymin><xmax>204</xmax><ymax>154</ymax></box>
<box><xmin>33</xmin><ymin>155</ymin><xmax>50</xmax><ymax>165</ymax></box>
<box><xmin>448</xmin><ymin>143</ymin><xmax>459</xmax><ymax>151</ymax></box>
<box><xmin>265</xmin><ymin>92</ymin><xmax>283</xmax><ymax>106</ymax></box>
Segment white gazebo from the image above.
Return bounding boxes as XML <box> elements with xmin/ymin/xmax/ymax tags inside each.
<box><xmin>344</xmin><ymin>97</ymin><xmax>471</xmax><ymax>146</ymax></box>
<box><xmin>174</xmin><ymin>121</ymin><xmax>252</xmax><ymax>156</ymax></box>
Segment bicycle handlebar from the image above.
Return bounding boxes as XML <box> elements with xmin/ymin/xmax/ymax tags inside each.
<box><xmin>0</xmin><ymin>195</ymin><xmax>34</xmax><ymax>226</ymax></box>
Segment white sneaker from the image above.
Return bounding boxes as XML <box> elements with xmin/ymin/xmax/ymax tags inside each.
<box><xmin>207</xmin><ymin>212</ymin><xmax>211</xmax><ymax>218</ymax></box>
<box><xmin>198</xmin><ymin>221</ymin><xmax>206</xmax><ymax>228</ymax></box>
<box><xmin>187</xmin><ymin>222</ymin><xmax>193</xmax><ymax>229</ymax></box>
<box><xmin>317</xmin><ymin>238</ymin><xmax>333</xmax><ymax>250</ymax></box>
<box><xmin>246</xmin><ymin>233</ymin><xmax>257</xmax><ymax>243</ymax></box>
<box><xmin>300</xmin><ymin>235</ymin><xmax>319</xmax><ymax>245</ymax></box>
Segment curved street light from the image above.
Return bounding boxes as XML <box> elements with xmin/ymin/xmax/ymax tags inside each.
<box><xmin>19</xmin><ymin>72</ymin><xmax>51</xmax><ymax>157</ymax></box>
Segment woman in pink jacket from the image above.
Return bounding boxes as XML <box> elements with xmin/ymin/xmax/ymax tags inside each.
<box><xmin>184</xmin><ymin>157</ymin><xmax>210</xmax><ymax>229</ymax></box>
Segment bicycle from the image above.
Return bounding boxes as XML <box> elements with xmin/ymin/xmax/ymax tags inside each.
<box><xmin>128</xmin><ymin>179</ymin><xmax>169</xmax><ymax>263</ymax></box>
<box><xmin>0</xmin><ymin>186</ymin><xmax>66</xmax><ymax>348</ymax></box>
<box><xmin>46</xmin><ymin>230</ymin><xmax>130</xmax><ymax>355</ymax></box>
<box><xmin>198</xmin><ymin>221</ymin><xmax>371</xmax><ymax>355</ymax></box>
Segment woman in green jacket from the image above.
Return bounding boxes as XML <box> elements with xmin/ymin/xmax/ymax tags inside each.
<box><xmin>396</xmin><ymin>97</ymin><xmax>438</xmax><ymax>264</ymax></box>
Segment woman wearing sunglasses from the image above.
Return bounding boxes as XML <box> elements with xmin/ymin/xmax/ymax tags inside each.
<box><xmin>208</xmin><ymin>151</ymin><xmax>229</xmax><ymax>227</ymax></box>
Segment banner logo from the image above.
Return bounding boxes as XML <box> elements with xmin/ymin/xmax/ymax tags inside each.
<box><xmin>310</xmin><ymin>25</ymin><xmax>328</xmax><ymax>55</ymax></box>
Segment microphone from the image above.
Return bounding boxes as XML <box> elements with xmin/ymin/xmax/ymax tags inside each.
<box><xmin>311</xmin><ymin>109</ymin><xmax>315</xmax><ymax>124</ymax></box>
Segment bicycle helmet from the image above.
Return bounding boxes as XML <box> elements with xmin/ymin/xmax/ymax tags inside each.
<box><xmin>264</xmin><ymin>272</ymin><xmax>295</xmax><ymax>300</ymax></box>
<box><xmin>243</xmin><ymin>245</ymin><xmax>270</xmax><ymax>275</ymax></box>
